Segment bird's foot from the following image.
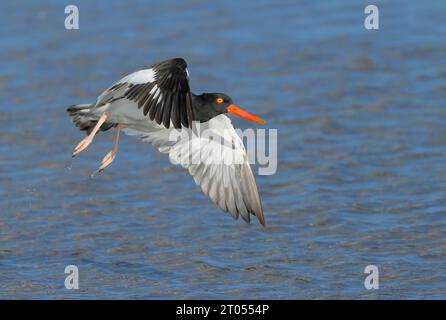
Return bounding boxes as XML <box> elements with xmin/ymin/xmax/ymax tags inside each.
<box><xmin>98</xmin><ymin>150</ymin><xmax>117</xmax><ymax>172</ymax></box>
<box><xmin>90</xmin><ymin>150</ymin><xmax>117</xmax><ymax>178</ymax></box>
<box><xmin>72</xmin><ymin>136</ymin><xmax>93</xmax><ymax>157</ymax></box>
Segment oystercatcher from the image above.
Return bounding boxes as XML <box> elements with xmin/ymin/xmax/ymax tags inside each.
<box><xmin>67</xmin><ymin>58</ymin><xmax>266</xmax><ymax>225</ymax></box>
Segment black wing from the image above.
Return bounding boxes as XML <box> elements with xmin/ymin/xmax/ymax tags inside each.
<box><xmin>124</xmin><ymin>58</ymin><xmax>194</xmax><ymax>128</ymax></box>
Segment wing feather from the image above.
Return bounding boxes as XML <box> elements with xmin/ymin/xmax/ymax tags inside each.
<box><xmin>121</xmin><ymin>114</ymin><xmax>265</xmax><ymax>225</ymax></box>
<box><xmin>94</xmin><ymin>58</ymin><xmax>194</xmax><ymax>128</ymax></box>
<box><xmin>172</xmin><ymin>115</ymin><xmax>265</xmax><ymax>225</ymax></box>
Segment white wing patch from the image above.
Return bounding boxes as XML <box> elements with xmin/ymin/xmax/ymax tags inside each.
<box><xmin>119</xmin><ymin>68</ymin><xmax>156</xmax><ymax>84</ymax></box>
<box><xmin>94</xmin><ymin>69</ymin><xmax>156</xmax><ymax>108</ymax></box>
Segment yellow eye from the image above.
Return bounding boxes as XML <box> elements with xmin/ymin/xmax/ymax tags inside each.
<box><xmin>216</xmin><ymin>97</ymin><xmax>224</xmax><ymax>104</ymax></box>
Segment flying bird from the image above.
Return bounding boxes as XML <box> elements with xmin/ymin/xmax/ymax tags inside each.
<box><xmin>67</xmin><ymin>58</ymin><xmax>266</xmax><ymax>225</ymax></box>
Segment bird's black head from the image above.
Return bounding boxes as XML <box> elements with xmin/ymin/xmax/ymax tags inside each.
<box><xmin>192</xmin><ymin>93</ymin><xmax>266</xmax><ymax>124</ymax></box>
<box><xmin>203</xmin><ymin>92</ymin><xmax>233</xmax><ymax>110</ymax></box>
<box><xmin>192</xmin><ymin>93</ymin><xmax>232</xmax><ymax>122</ymax></box>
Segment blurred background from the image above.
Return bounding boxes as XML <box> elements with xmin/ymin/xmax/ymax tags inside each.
<box><xmin>1</xmin><ymin>0</ymin><xmax>446</xmax><ymax>299</ymax></box>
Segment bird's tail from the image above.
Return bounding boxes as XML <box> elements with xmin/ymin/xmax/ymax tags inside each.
<box><xmin>67</xmin><ymin>103</ymin><xmax>114</xmax><ymax>135</ymax></box>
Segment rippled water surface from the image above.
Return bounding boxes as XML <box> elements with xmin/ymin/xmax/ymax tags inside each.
<box><xmin>1</xmin><ymin>0</ymin><xmax>446</xmax><ymax>299</ymax></box>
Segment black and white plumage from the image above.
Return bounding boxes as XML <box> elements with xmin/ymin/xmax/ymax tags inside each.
<box><xmin>68</xmin><ymin>58</ymin><xmax>266</xmax><ymax>225</ymax></box>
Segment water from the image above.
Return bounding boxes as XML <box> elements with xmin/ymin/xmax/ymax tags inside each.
<box><xmin>1</xmin><ymin>0</ymin><xmax>446</xmax><ymax>299</ymax></box>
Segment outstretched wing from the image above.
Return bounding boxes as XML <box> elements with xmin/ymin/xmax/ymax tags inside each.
<box><xmin>123</xmin><ymin>114</ymin><xmax>265</xmax><ymax>225</ymax></box>
<box><xmin>96</xmin><ymin>58</ymin><xmax>194</xmax><ymax>129</ymax></box>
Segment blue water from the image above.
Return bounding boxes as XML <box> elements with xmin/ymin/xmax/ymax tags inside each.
<box><xmin>1</xmin><ymin>0</ymin><xmax>446</xmax><ymax>299</ymax></box>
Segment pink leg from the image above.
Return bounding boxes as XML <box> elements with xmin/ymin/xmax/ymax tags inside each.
<box><xmin>72</xmin><ymin>113</ymin><xmax>108</xmax><ymax>157</ymax></box>
<box><xmin>97</xmin><ymin>124</ymin><xmax>123</xmax><ymax>173</ymax></box>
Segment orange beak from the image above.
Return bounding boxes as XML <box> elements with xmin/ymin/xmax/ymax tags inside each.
<box><xmin>227</xmin><ymin>104</ymin><xmax>266</xmax><ymax>124</ymax></box>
